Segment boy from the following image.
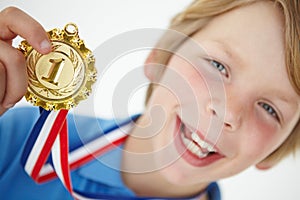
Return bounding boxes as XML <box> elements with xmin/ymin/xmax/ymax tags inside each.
<box><xmin>0</xmin><ymin>0</ymin><xmax>299</xmax><ymax>199</ymax></box>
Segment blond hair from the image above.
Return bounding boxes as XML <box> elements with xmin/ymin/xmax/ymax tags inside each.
<box><xmin>146</xmin><ymin>0</ymin><xmax>300</xmax><ymax>164</ymax></box>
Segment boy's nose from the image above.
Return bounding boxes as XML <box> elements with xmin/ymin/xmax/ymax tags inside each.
<box><xmin>206</xmin><ymin>99</ymin><xmax>242</xmax><ymax>132</ymax></box>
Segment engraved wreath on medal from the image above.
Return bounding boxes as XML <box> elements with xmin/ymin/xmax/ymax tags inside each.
<box><xmin>19</xmin><ymin>23</ymin><xmax>97</xmax><ymax>110</ymax></box>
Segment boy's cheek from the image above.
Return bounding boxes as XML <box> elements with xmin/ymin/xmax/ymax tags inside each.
<box><xmin>168</xmin><ymin>57</ymin><xmax>225</xmax><ymax>105</ymax></box>
<box><xmin>241</xmin><ymin>120</ymin><xmax>280</xmax><ymax>163</ymax></box>
<box><xmin>168</xmin><ymin>61</ymin><xmax>209</xmax><ymax>96</ymax></box>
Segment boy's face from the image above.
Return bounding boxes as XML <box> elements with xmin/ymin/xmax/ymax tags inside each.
<box><xmin>143</xmin><ymin>2</ymin><xmax>300</xmax><ymax>185</ymax></box>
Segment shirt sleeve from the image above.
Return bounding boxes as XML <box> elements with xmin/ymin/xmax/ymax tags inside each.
<box><xmin>0</xmin><ymin>107</ymin><xmax>39</xmax><ymax>177</ymax></box>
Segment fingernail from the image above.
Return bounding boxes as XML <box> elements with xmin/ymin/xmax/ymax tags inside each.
<box><xmin>40</xmin><ymin>39</ymin><xmax>51</xmax><ymax>52</ymax></box>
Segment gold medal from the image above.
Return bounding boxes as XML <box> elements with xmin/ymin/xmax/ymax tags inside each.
<box><xmin>19</xmin><ymin>23</ymin><xmax>97</xmax><ymax>110</ymax></box>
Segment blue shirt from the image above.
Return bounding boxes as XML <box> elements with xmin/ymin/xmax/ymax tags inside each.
<box><xmin>0</xmin><ymin>107</ymin><xmax>221</xmax><ymax>200</ymax></box>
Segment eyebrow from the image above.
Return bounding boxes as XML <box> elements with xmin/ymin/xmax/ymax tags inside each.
<box><xmin>274</xmin><ymin>92</ymin><xmax>299</xmax><ymax>111</ymax></box>
<box><xmin>209</xmin><ymin>40</ymin><xmax>243</xmax><ymax>65</ymax></box>
<box><xmin>275</xmin><ymin>93</ymin><xmax>299</xmax><ymax>125</ymax></box>
<box><xmin>276</xmin><ymin>93</ymin><xmax>292</xmax><ymax>104</ymax></box>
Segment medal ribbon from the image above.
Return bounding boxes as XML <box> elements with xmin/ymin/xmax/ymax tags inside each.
<box><xmin>20</xmin><ymin>112</ymin><xmax>206</xmax><ymax>200</ymax></box>
<box><xmin>21</xmin><ymin>108</ymin><xmax>73</xmax><ymax>194</ymax></box>
<box><xmin>21</xmin><ymin>108</ymin><xmax>132</xmax><ymax>196</ymax></box>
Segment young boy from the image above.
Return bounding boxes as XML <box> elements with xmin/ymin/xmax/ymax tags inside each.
<box><xmin>0</xmin><ymin>0</ymin><xmax>299</xmax><ymax>199</ymax></box>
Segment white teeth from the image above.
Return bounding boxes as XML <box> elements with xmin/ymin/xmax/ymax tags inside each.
<box><xmin>180</xmin><ymin>123</ymin><xmax>217</xmax><ymax>159</ymax></box>
<box><xmin>207</xmin><ymin>145</ymin><xmax>216</xmax><ymax>153</ymax></box>
<box><xmin>191</xmin><ymin>132</ymin><xmax>216</xmax><ymax>153</ymax></box>
<box><xmin>181</xmin><ymin>133</ymin><xmax>208</xmax><ymax>158</ymax></box>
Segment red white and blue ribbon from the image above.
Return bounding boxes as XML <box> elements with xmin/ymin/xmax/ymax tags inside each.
<box><xmin>20</xmin><ymin>109</ymin><xmax>209</xmax><ymax>199</ymax></box>
<box><xmin>21</xmin><ymin>108</ymin><xmax>131</xmax><ymax>196</ymax></box>
<box><xmin>21</xmin><ymin>109</ymin><xmax>73</xmax><ymax>193</ymax></box>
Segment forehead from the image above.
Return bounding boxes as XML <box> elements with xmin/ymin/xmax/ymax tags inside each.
<box><xmin>193</xmin><ymin>1</ymin><xmax>285</xmax><ymax>64</ymax></box>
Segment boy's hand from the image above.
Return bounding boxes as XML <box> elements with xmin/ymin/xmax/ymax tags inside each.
<box><xmin>0</xmin><ymin>7</ymin><xmax>52</xmax><ymax>115</ymax></box>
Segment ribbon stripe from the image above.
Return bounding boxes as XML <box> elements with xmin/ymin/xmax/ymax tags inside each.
<box><xmin>51</xmin><ymin>118</ymin><xmax>73</xmax><ymax>193</ymax></box>
<box><xmin>60</xmin><ymin>120</ymin><xmax>73</xmax><ymax>193</ymax></box>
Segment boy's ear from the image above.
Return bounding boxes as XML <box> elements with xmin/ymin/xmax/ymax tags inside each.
<box><xmin>255</xmin><ymin>158</ymin><xmax>277</xmax><ymax>170</ymax></box>
<box><xmin>144</xmin><ymin>50</ymin><xmax>158</xmax><ymax>82</ymax></box>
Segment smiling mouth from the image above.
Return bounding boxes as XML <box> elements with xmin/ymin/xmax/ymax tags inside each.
<box><xmin>180</xmin><ymin>123</ymin><xmax>217</xmax><ymax>158</ymax></box>
<box><xmin>174</xmin><ymin>116</ymin><xmax>224</xmax><ymax>166</ymax></box>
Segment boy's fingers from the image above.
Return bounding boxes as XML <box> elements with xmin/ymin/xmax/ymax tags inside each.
<box><xmin>0</xmin><ymin>61</ymin><xmax>6</xmax><ymax>103</ymax></box>
<box><xmin>0</xmin><ymin>6</ymin><xmax>51</xmax><ymax>54</ymax></box>
<box><xmin>0</xmin><ymin>40</ymin><xmax>28</xmax><ymax>107</ymax></box>
<box><xmin>0</xmin><ymin>106</ymin><xmax>7</xmax><ymax>116</ymax></box>
<box><xmin>0</xmin><ymin>62</ymin><xmax>7</xmax><ymax>116</ymax></box>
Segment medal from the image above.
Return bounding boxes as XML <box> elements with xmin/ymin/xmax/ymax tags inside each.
<box><xmin>19</xmin><ymin>23</ymin><xmax>97</xmax><ymax>110</ymax></box>
<box><xmin>19</xmin><ymin>23</ymin><xmax>97</xmax><ymax>196</ymax></box>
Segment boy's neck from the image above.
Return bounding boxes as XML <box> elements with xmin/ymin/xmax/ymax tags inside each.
<box><xmin>121</xmin><ymin>115</ymin><xmax>209</xmax><ymax>199</ymax></box>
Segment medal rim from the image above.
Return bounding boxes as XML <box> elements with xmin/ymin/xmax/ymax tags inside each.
<box><xmin>19</xmin><ymin>23</ymin><xmax>97</xmax><ymax>111</ymax></box>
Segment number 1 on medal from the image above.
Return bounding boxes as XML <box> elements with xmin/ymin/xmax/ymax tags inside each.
<box><xmin>42</xmin><ymin>58</ymin><xmax>65</xmax><ymax>86</ymax></box>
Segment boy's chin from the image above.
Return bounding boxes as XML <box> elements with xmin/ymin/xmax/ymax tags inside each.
<box><xmin>159</xmin><ymin>164</ymin><xmax>192</xmax><ymax>186</ymax></box>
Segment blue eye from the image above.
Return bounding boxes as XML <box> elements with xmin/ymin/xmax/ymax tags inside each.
<box><xmin>259</xmin><ymin>102</ymin><xmax>279</xmax><ymax>121</ymax></box>
<box><xmin>210</xmin><ymin>60</ymin><xmax>228</xmax><ymax>76</ymax></box>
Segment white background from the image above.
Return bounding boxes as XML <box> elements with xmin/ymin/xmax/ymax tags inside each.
<box><xmin>0</xmin><ymin>0</ymin><xmax>299</xmax><ymax>199</ymax></box>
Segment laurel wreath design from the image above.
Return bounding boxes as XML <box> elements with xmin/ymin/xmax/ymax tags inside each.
<box><xmin>27</xmin><ymin>44</ymin><xmax>83</xmax><ymax>99</ymax></box>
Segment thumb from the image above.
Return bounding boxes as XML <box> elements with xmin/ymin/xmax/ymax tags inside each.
<box><xmin>0</xmin><ymin>7</ymin><xmax>52</xmax><ymax>54</ymax></box>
